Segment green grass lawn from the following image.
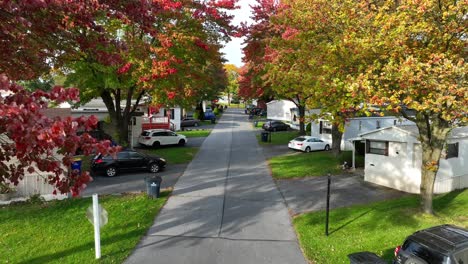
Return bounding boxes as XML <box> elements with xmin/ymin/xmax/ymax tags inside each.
<box><xmin>257</xmin><ymin>131</ymin><xmax>300</xmax><ymax>145</ymax></box>
<box><xmin>201</xmin><ymin>120</ymin><xmax>215</xmax><ymax>126</ymax></box>
<box><xmin>269</xmin><ymin>151</ymin><xmax>343</xmax><ymax>178</ymax></box>
<box><xmin>177</xmin><ymin>130</ymin><xmax>211</xmax><ymax>138</ymax></box>
<box><xmin>0</xmin><ymin>192</ymin><xmax>169</xmax><ymax>263</ymax></box>
<box><xmin>143</xmin><ymin>147</ymin><xmax>199</xmax><ymax>164</ymax></box>
<box><xmin>294</xmin><ymin>189</ymin><xmax>468</xmax><ymax>264</ymax></box>
<box><xmin>253</xmin><ymin>121</ymin><xmax>265</xmax><ymax>129</ymax></box>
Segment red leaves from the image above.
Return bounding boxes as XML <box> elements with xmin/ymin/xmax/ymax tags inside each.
<box><xmin>167</xmin><ymin>68</ymin><xmax>177</xmax><ymax>75</ymax></box>
<box><xmin>281</xmin><ymin>27</ymin><xmax>299</xmax><ymax>40</ymax></box>
<box><xmin>0</xmin><ymin>76</ymin><xmax>119</xmax><ymax>196</ymax></box>
<box><xmin>195</xmin><ymin>39</ymin><xmax>210</xmax><ymax>51</ymax></box>
<box><xmin>209</xmin><ymin>0</ymin><xmax>238</xmax><ymax>9</ymax></box>
<box><xmin>117</xmin><ymin>62</ymin><xmax>133</xmax><ymax>75</ymax></box>
<box><xmin>167</xmin><ymin>91</ymin><xmax>176</xmax><ymax>99</ymax></box>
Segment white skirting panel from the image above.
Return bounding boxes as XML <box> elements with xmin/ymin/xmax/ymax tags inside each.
<box><xmin>434</xmin><ymin>174</ymin><xmax>468</xmax><ymax>194</ymax></box>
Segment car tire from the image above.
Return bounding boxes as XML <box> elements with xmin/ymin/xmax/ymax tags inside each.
<box><xmin>105</xmin><ymin>166</ymin><xmax>117</xmax><ymax>177</ymax></box>
<box><xmin>194</xmin><ymin>122</ymin><xmax>199</xmax><ymax>127</ymax></box>
<box><xmin>305</xmin><ymin>147</ymin><xmax>311</xmax><ymax>153</ymax></box>
<box><xmin>149</xmin><ymin>163</ymin><xmax>160</xmax><ymax>173</ymax></box>
<box><xmin>152</xmin><ymin>141</ymin><xmax>160</xmax><ymax>148</ymax></box>
<box><xmin>324</xmin><ymin>145</ymin><xmax>330</xmax><ymax>151</ymax></box>
<box><xmin>178</xmin><ymin>139</ymin><xmax>186</xmax><ymax>146</ymax></box>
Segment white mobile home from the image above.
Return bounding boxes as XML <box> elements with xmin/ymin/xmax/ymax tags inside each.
<box><xmin>311</xmin><ymin>116</ymin><xmax>414</xmax><ymax>151</ymax></box>
<box><xmin>359</xmin><ymin>125</ymin><xmax>468</xmax><ymax>194</ymax></box>
<box><xmin>266</xmin><ymin>100</ymin><xmax>296</xmax><ymax>122</ymax></box>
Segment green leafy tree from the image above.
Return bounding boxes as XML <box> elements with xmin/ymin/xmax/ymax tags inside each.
<box><xmin>358</xmin><ymin>0</ymin><xmax>467</xmax><ymax>214</ymax></box>
<box><xmin>224</xmin><ymin>64</ymin><xmax>239</xmax><ymax>105</ymax></box>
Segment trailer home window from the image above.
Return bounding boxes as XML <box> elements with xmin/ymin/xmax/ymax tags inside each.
<box><xmin>319</xmin><ymin>121</ymin><xmax>332</xmax><ymax>134</ymax></box>
<box><xmin>446</xmin><ymin>142</ymin><xmax>459</xmax><ymax>159</ymax></box>
<box><xmin>366</xmin><ymin>140</ymin><xmax>389</xmax><ymax>156</ymax></box>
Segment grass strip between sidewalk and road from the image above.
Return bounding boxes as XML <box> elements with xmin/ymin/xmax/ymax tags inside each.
<box><xmin>294</xmin><ymin>189</ymin><xmax>468</xmax><ymax>264</ymax></box>
<box><xmin>269</xmin><ymin>151</ymin><xmax>363</xmax><ymax>179</ymax></box>
<box><xmin>177</xmin><ymin>130</ymin><xmax>211</xmax><ymax>138</ymax></box>
<box><xmin>0</xmin><ymin>192</ymin><xmax>169</xmax><ymax>263</ymax></box>
<box><xmin>144</xmin><ymin>147</ymin><xmax>199</xmax><ymax>164</ymax></box>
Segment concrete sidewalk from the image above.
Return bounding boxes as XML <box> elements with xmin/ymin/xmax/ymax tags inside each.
<box><xmin>125</xmin><ymin>109</ymin><xmax>306</xmax><ymax>264</ymax></box>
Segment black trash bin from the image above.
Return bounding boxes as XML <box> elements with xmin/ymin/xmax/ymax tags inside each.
<box><xmin>347</xmin><ymin>251</ymin><xmax>387</xmax><ymax>264</ymax></box>
<box><xmin>261</xmin><ymin>131</ymin><xmax>270</xmax><ymax>142</ymax></box>
<box><xmin>211</xmin><ymin>117</ymin><xmax>216</xmax><ymax>124</ymax></box>
<box><xmin>145</xmin><ymin>176</ymin><xmax>162</xmax><ymax>199</ymax></box>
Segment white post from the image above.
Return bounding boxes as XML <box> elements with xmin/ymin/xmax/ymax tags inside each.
<box><xmin>92</xmin><ymin>194</ymin><xmax>101</xmax><ymax>259</ymax></box>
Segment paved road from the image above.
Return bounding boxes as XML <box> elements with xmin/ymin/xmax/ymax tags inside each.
<box><xmin>125</xmin><ymin>109</ymin><xmax>306</xmax><ymax>264</ymax></box>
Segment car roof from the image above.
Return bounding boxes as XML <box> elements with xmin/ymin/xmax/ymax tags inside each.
<box><xmin>407</xmin><ymin>225</ymin><xmax>468</xmax><ymax>254</ymax></box>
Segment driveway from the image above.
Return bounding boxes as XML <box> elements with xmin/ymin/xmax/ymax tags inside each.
<box><xmin>259</xmin><ymin>140</ymin><xmax>408</xmax><ymax>215</ymax></box>
<box><xmin>82</xmin><ymin>136</ymin><xmax>207</xmax><ymax>197</ymax></box>
<box><xmin>82</xmin><ymin>163</ymin><xmax>188</xmax><ymax>197</ymax></box>
<box><xmin>276</xmin><ymin>173</ymin><xmax>408</xmax><ymax>215</ymax></box>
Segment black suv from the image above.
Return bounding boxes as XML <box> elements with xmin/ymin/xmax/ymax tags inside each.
<box><xmin>394</xmin><ymin>225</ymin><xmax>468</xmax><ymax>264</ymax></box>
<box><xmin>91</xmin><ymin>149</ymin><xmax>166</xmax><ymax>177</ymax></box>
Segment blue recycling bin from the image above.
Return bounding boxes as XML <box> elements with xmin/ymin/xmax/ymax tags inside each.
<box><xmin>71</xmin><ymin>157</ymin><xmax>82</xmax><ymax>173</ymax></box>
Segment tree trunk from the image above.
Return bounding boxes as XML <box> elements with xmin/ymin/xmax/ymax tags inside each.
<box><xmin>100</xmin><ymin>90</ymin><xmax>131</xmax><ymax>145</ymax></box>
<box><xmin>298</xmin><ymin>105</ymin><xmax>306</xmax><ymax>135</ymax></box>
<box><xmin>118</xmin><ymin>114</ymin><xmax>130</xmax><ymax>145</ymax></box>
<box><xmin>331</xmin><ymin>123</ymin><xmax>343</xmax><ymax>156</ymax></box>
<box><xmin>415</xmin><ymin>114</ymin><xmax>450</xmax><ymax>214</ymax></box>
<box><xmin>196</xmin><ymin>101</ymin><xmax>205</xmax><ymax>121</ymax></box>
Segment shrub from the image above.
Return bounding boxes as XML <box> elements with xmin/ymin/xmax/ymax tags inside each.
<box><xmin>306</xmin><ymin>123</ymin><xmax>311</xmax><ymax>135</ymax></box>
<box><xmin>213</xmin><ymin>108</ymin><xmax>220</xmax><ymax>115</ymax></box>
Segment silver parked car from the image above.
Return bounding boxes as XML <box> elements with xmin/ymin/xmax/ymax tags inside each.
<box><xmin>181</xmin><ymin>117</ymin><xmax>200</xmax><ymax>127</ymax></box>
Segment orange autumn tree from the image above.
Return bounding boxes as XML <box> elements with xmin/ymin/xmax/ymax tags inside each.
<box><xmin>264</xmin><ymin>0</ymin><xmax>375</xmax><ymax>147</ymax></box>
<box><xmin>358</xmin><ymin>0</ymin><xmax>467</xmax><ymax>214</ymax></box>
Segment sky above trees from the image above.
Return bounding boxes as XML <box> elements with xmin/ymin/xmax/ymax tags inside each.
<box><xmin>221</xmin><ymin>0</ymin><xmax>255</xmax><ymax>66</ymax></box>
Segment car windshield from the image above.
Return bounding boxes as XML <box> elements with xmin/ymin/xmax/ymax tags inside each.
<box><xmin>294</xmin><ymin>137</ymin><xmax>307</xmax><ymax>142</ymax></box>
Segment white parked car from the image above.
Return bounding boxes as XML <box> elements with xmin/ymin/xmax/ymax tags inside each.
<box><xmin>288</xmin><ymin>136</ymin><xmax>331</xmax><ymax>152</ymax></box>
<box><xmin>138</xmin><ymin>129</ymin><xmax>187</xmax><ymax>148</ymax></box>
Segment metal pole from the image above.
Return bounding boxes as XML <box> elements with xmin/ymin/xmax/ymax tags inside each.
<box><xmin>325</xmin><ymin>173</ymin><xmax>331</xmax><ymax>236</ymax></box>
<box><xmin>352</xmin><ymin>141</ymin><xmax>356</xmax><ymax>169</ymax></box>
<box><xmin>93</xmin><ymin>194</ymin><xmax>101</xmax><ymax>259</ymax></box>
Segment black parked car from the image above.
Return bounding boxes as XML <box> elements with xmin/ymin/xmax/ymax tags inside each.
<box><xmin>393</xmin><ymin>225</ymin><xmax>468</xmax><ymax>264</ymax></box>
<box><xmin>91</xmin><ymin>149</ymin><xmax>166</xmax><ymax>177</ymax></box>
<box><xmin>348</xmin><ymin>225</ymin><xmax>468</xmax><ymax>264</ymax></box>
<box><xmin>262</xmin><ymin>121</ymin><xmax>290</xmax><ymax>132</ymax></box>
